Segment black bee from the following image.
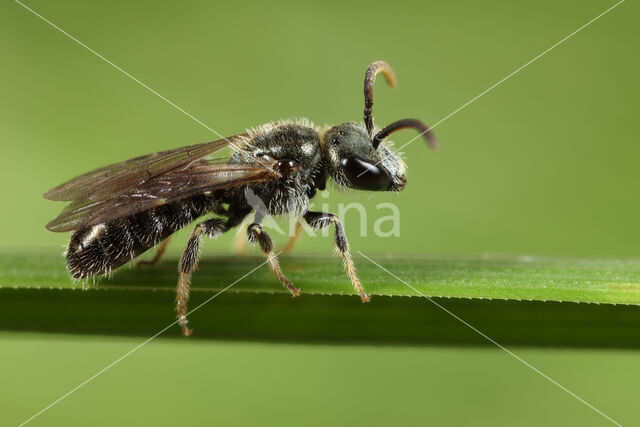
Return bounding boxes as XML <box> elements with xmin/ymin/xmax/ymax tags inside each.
<box><xmin>45</xmin><ymin>61</ymin><xmax>436</xmax><ymax>335</ymax></box>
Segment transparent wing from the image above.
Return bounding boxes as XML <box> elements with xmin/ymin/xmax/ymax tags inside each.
<box><xmin>43</xmin><ymin>133</ymin><xmax>247</xmax><ymax>202</ymax></box>
<box><xmin>46</xmin><ymin>158</ymin><xmax>279</xmax><ymax>232</ymax></box>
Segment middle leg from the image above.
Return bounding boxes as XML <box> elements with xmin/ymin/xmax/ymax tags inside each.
<box><xmin>282</xmin><ymin>220</ymin><xmax>303</xmax><ymax>253</ymax></box>
<box><xmin>247</xmin><ymin>222</ymin><xmax>300</xmax><ymax>297</ymax></box>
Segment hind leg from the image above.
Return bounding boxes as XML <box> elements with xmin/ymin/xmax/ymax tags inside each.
<box><xmin>137</xmin><ymin>237</ymin><xmax>172</xmax><ymax>267</ymax></box>
<box><xmin>232</xmin><ymin>217</ymin><xmax>251</xmax><ymax>255</ymax></box>
<box><xmin>176</xmin><ymin>218</ymin><xmax>230</xmax><ymax>336</ymax></box>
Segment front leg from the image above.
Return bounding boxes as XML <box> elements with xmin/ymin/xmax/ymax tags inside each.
<box><xmin>247</xmin><ymin>222</ymin><xmax>301</xmax><ymax>297</ymax></box>
<box><xmin>303</xmin><ymin>211</ymin><xmax>370</xmax><ymax>302</ymax></box>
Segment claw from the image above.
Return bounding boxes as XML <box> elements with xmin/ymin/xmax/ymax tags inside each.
<box><xmin>289</xmin><ymin>285</ymin><xmax>301</xmax><ymax>297</ymax></box>
<box><xmin>179</xmin><ymin>315</ymin><xmax>192</xmax><ymax>336</ymax></box>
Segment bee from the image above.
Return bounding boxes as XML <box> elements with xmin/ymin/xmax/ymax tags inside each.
<box><xmin>45</xmin><ymin>61</ymin><xmax>436</xmax><ymax>335</ymax></box>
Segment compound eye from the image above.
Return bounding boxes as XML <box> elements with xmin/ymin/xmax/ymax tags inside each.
<box><xmin>340</xmin><ymin>156</ymin><xmax>391</xmax><ymax>191</ymax></box>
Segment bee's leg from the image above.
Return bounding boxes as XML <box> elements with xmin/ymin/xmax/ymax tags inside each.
<box><xmin>232</xmin><ymin>218</ymin><xmax>250</xmax><ymax>255</ymax></box>
<box><xmin>303</xmin><ymin>211</ymin><xmax>370</xmax><ymax>302</ymax></box>
<box><xmin>247</xmin><ymin>222</ymin><xmax>301</xmax><ymax>297</ymax></box>
<box><xmin>137</xmin><ymin>236</ymin><xmax>172</xmax><ymax>267</ymax></box>
<box><xmin>282</xmin><ymin>220</ymin><xmax>303</xmax><ymax>253</ymax></box>
<box><xmin>177</xmin><ymin>218</ymin><xmax>229</xmax><ymax>336</ymax></box>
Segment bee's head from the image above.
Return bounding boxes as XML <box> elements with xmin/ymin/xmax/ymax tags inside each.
<box><xmin>321</xmin><ymin>61</ymin><xmax>437</xmax><ymax>192</ymax></box>
<box><xmin>323</xmin><ymin>123</ymin><xmax>406</xmax><ymax>191</ymax></box>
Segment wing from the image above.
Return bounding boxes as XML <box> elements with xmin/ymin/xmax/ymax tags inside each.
<box><xmin>43</xmin><ymin>133</ymin><xmax>247</xmax><ymax>202</ymax></box>
<box><xmin>46</xmin><ymin>157</ymin><xmax>279</xmax><ymax>232</ymax></box>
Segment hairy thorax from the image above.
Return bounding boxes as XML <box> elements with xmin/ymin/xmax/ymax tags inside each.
<box><xmin>230</xmin><ymin>120</ymin><xmax>324</xmax><ymax>216</ymax></box>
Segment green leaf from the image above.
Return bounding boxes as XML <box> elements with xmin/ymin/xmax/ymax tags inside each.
<box><xmin>2</xmin><ymin>248</ymin><xmax>640</xmax><ymax>349</ymax></box>
<box><xmin>2</xmin><ymin>248</ymin><xmax>640</xmax><ymax>305</ymax></box>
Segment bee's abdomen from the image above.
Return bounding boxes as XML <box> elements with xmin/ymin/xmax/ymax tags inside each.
<box><xmin>66</xmin><ymin>195</ymin><xmax>215</xmax><ymax>279</ymax></box>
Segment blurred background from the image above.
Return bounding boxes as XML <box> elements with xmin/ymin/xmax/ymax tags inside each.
<box><xmin>1</xmin><ymin>0</ymin><xmax>639</xmax><ymax>425</ymax></box>
<box><xmin>1</xmin><ymin>0</ymin><xmax>638</xmax><ymax>257</ymax></box>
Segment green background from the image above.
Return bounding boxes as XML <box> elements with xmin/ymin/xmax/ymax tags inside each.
<box><xmin>1</xmin><ymin>0</ymin><xmax>638</xmax><ymax>425</ymax></box>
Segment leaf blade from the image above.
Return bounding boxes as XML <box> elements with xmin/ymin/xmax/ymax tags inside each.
<box><xmin>2</xmin><ymin>249</ymin><xmax>640</xmax><ymax>305</ymax></box>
